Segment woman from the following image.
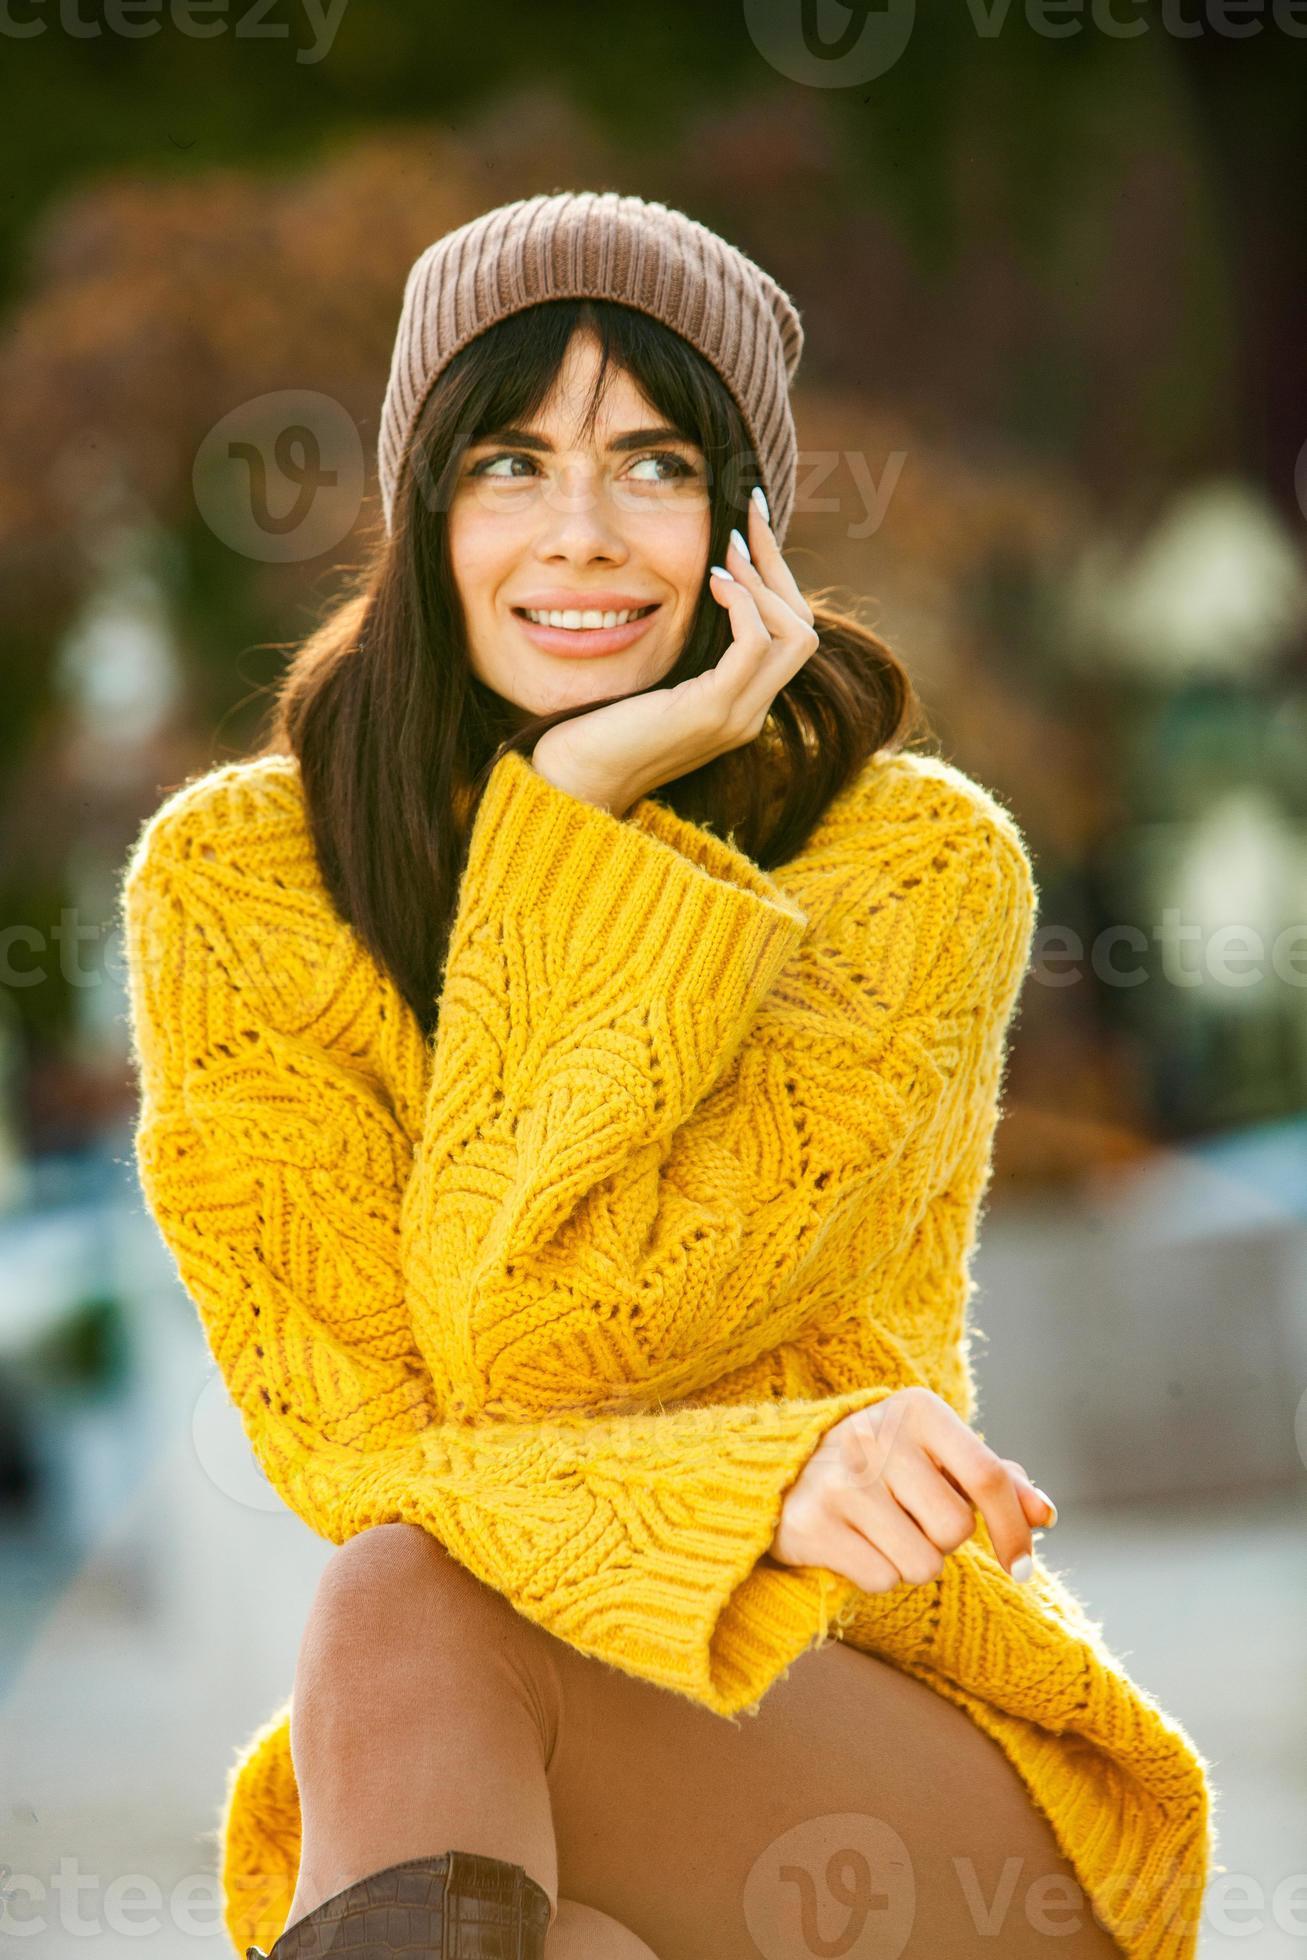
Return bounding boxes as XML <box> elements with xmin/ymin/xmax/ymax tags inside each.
<box><xmin>120</xmin><ymin>192</ymin><xmax>1214</xmax><ymax>1960</ymax></box>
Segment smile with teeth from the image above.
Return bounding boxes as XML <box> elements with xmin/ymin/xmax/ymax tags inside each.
<box><xmin>516</xmin><ymin>604</ymin><xmax>658</xmax><ymax>630</ymax></box>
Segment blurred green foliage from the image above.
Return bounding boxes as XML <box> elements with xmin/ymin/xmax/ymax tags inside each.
<box><xmin>2</xmin><ymin>3</ymin><xmax>1300</xmax><ymax>304</ymax></box>
<box><xmin>0</xmin><ymin>2</ymin><xmax>1302</xmax><ymax>1159</ymax></box>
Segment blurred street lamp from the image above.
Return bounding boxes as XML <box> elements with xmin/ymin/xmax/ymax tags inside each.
<box><xmin>54</xmin><ymin>515</ymin><xmax>183</xmax><ymax>760</ymax></box>
<box><xmin>1061</xmin><ymin>477</ymin><xmax>1307</xmax><ymax>683</ymax></box>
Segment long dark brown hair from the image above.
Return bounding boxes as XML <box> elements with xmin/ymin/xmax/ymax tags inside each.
<box><xmin>254</xmin><ymin>297</ymin><xmax>932</xmax><ymax>1040</ymax></box>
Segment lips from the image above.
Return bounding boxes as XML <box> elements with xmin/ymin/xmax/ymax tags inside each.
<box><xmin>510</xmin><ymin>602</ymin><xmax>662</xmax><ymax>660</ymax></box>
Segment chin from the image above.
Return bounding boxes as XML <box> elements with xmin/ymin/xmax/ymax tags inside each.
<box><xmin>508</xmin><ymin>663</ymin><xmax>641</xmax><ymax>720</ymax></box>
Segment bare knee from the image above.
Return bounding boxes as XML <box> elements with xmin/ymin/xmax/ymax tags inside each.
<box><xmin>316</xmin><ymin>1520</ymin><xmax>469</xmax><ymax>1606</ymax></box>
<box><xmin>293</xmin><ymin>1525</ymin><xmax>499</xmax><ymax>1724</ymax></box>
<box><xmin>314</xmin><ymin>1523</ymin><xmax>493</xmax><ymax>1630</ymax></box>
<box><xmin>546</xmin><ymin>1899</ymin><xmax>663</xmax><ymax>1960</ymax></box>
<box><xmin>287</xmin><ymin>1528</ymin><xmax>558</xmax><ymax>1932</ymax></box>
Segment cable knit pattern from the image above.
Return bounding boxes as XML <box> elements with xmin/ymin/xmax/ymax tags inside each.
<box><xmin>119</xmin><ymin>744</ymin><xmax>1216</xmax><ymax>1960</ymax></box>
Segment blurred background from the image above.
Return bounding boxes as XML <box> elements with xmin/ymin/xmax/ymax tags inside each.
<box><xmin>1</xmin><ymin>5</ymin><xmax>1305</xmax><ymax>1953</ymax></box>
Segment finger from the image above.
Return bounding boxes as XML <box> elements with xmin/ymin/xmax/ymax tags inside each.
<box><xmin>938</xmin><ymin>1459</ymin><xmax>1049</xmax><ymax>1534</ymax></box>
<box><xmin>700</xmin><ymin>571</ymin><xmax>792</xmax><ymax>738</ymax></box>
<box><xmin>998</xmin><ymin>1459</ymin><xmax>1058</xmax><ymax>1527</ymax></box>
<box><xmin>725</xmin><ymin>526</ymin><xmax>810</xmax><ymax>638</ymax></box>
<box><xmin>719</xmin><ymin>539</ymin><xmax>819</xmax><ymax>690</ymax></box>
<box><xmin>930</xmin><ymin>1428</ymin><xmax>1036</xmax><ymax>1582</ymax></box>
<box><xmin>842</xmin><ymin>1480</ymin><xmax>947</xmax><ymax>1589</ymax></box>
<box><xmin>882</xmin><ymin>1444</ymin><xmax>977</xmax><ymax>1556</ymax></box>
<box><xmin>707</xmin><ymin>563</ymin><xmax>799</xmax><ymax>688</ymax></box>
<box><xmin>706</xmin><ymin>566</ymin><xmax>771</xmax><ymax>671</ymax></box>
<box><xmin>746</xmin><ymin>487</ymin><xmax>815</xmax><ymax>626</ymax></box>
<box><xmin>725</xmin><ymin>525</ymin><xmax>807</xmax><ymax>623</ymax></box>
<box><xmin>824</xmin><ymin>1521</ymin><xmax>904</xmax><ymax>1598</ymax></box>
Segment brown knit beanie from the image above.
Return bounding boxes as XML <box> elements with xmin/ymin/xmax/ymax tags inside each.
<box><xmin>377</xmin><ymin>190</ymin><xmax>805</xmax><ymax>545</ymax></box>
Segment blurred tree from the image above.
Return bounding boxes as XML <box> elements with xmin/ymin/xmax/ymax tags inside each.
<box><xmin>0</xmin><ymin>13</ymin><xmax>1302</xmax><ymax>1166</ymax></box>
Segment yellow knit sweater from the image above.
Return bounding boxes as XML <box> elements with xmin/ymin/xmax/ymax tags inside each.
<box><xmin>119</xmin><ymin>742</ymin><xmax>1216</xmax><ymax>1959</ymax></box>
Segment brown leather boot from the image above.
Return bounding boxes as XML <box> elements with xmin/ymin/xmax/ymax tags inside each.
<box><xmin>245</xmin><ymin>1850</ymin><xmax>552</xmax><ymax>1958</ymax></box>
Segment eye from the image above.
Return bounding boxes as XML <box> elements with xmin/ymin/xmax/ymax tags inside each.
<box><xmin>626</xmin><ymin>450</ymin><xmax>700</xmax><ymax>484</ymax></box>
<box><xmin>468</xmin><ymin>450</ymin><xmax>539</xmax><ymax>479</ymax></box>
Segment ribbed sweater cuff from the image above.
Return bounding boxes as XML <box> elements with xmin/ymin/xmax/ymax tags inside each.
<box><xmin>462</xmin><ymin>748</ymin><xmax>809</xmax><ymax>1007</ymax></box>
<box><xmin>333</xmin><ymin>1381</ymin><xmax>904</xmax><ymax>1721</ymax></box>
<box><xmin>681</xmin><ymin>1383</ymin><xmax>903</xmax><ymax>1715</ymax></box>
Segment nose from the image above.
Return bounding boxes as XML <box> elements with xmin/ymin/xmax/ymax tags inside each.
<box><xmin>531</xmin><ymin>458</ymin><xmax>629</xmax><ymax>564</ymax></box>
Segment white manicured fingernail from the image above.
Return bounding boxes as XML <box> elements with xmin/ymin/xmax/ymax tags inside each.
<box><xmin>1010</xmin><ymin>1553</ymin><xmax>1034</xmax><ymax>1584</ymax></box>
<box><xmin>752</xmin><ymin>485</ymin><xmax>770</xmax><ymax>523</ymax></box>
<box><xmin>729</xmin><ymin>527</ymin><xmax>751</xmax><ymax>564</ymax></box>
<box><xmin>709</xmin><ymin>564</ymin><xmax>734</xmax><ymax>581</ymax></box>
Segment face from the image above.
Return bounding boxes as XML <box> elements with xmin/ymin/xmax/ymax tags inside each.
<box><xmin>447</xmin><ymin>327</ymin><xmax>713</xmax><ymax>721</ymax></box>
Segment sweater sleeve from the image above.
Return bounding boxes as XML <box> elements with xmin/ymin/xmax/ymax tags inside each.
<box><xmin>119</xmin><ymin>809</ymin><xmax>897</xmax><ymax>1722</ymax></box>
<box><xmin>406</xmin><ymin>747</ymin><xmax>1039</xmax><ymax>1425</ymax></box>
<box><xmin>414</xmin><ymin>746</ymin><xmax>809</xmax><ymax>1285</ymax></box>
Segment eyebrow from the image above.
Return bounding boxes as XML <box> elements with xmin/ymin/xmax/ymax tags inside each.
<box><xmin>469</xmin><ymin>423</ymin><xmax>698</xmax><ymax>454</ymax></box>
